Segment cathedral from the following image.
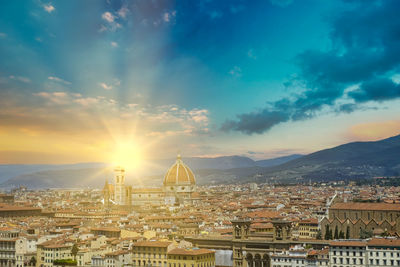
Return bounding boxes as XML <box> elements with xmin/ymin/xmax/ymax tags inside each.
<box><xmin>102</xmin><ymin>154</ymin><xmax>196</xmax><ymax>207</ymax></box>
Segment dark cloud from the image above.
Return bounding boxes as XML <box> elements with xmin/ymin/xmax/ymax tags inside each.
<box><xmin>349</xmin><ymin>78</ymin><xmax>400</xmax><ymax>103</ymax></box>
<box><xmin>222</xmin><ymin>0</ymin><xmax>400</xmax><ymax>134</ymax></box>
<box><xmin>221</xmin><ymin>109</ymin><xmax>290</xmax><ymax>134</ymax></box>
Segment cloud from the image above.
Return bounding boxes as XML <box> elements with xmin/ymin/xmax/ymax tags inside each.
<box><xmin>73</xmin><ymin>97</ymin><xmax>99</xmax><ymax>106</ymax></box>
<box><xmin>223</xmin><ymin>0</ymin><xmax>400</xmax><ymax>134</ymax></box>
<box><xmin>117</xmin><ymin>6</ymin><xmax>129</xmax><ymax>19</ymax></box>
<box><xmin>48</xmin><ymin>76</ymin><xmax>71</xmax><ymax>85</ymax></box>
<box><xmin>43</xmin><ymin>3</ymin><xmax>55</xmax><ymax>13</ymax></box>
<box><xmin>100</xmin><ymin>11</ymin><xmax>122</xmax><ymax>31</ymax></box>
<box><xmin>163</xmin><ymin>11</ymin><xmax>176</xmax><ymax>23</ymax></box>
<box><xmin>0</xmin><ymin>32</ymin><xmax>6</xmax><ymax>38</ymax></box>
<box><xmin>34</xmin><ymin>91</ymin><xmax>68</xmax><ymax>104</ymax></box>
<box><xmin>348</xmin><ymin>77</ymin><xmax>400</xmax><ymax>103</ymax></box>
<box><xmin>1</xmin><ymin>90</ymin><xmax>210</xmax><ymax>137</ymax></box>
<box><xmin>99</xmin><ymin>82</ymin><xmax>112</xmax><ymax>90</ymax></box>
<box><xmin>9</xmin><ymin>75</ymin><xmax>31</xmax><ymax>83</ymax></box>
<box><xmin>222</xmin><ymin>109</ymin><xmax>290</xmax><ymax>134</ymax></box>
<box><xmin>111</xmin><ymin>41</ymin><xmax>118</xmax><ymax>48</ymax></box>
<box><xmin>101</xmin><ymin>12</ymin><xmax>115</xmax><ymax>23</ymax></box>
<box><xmin>228</xmin><ymin>66</ymin><xmax>242</xmax><ymax>78</ymax></box>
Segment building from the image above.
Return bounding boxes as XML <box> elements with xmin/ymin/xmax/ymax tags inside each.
<box><xmin>0</xmin><ymin>194</ymin><xmax>14</xmax><ymax>204</ymax></box>
<box><xmin>15</xmin><ymin>236</ymin><xmax>37</xmax><ymax>267</ymax></box>
<box><xmin>0</xmin><ymin>228</ymin><xmax>18</xmax><ymax>266</ymax></box>
<box><xmin>187</xmin><ymin>220</ymin><xmax>329</xmax><ymax>267</ymax></box>
<box><xmin>36</xmin><ymin>239</ymin><xmax>74</xmax><ymax>267</ymax></box>
<box><xmin>104</xmin><ymin>250</ymin><xmax>131</xmax><ymax>267</ymax></box>
<box><xmin>321</xmin><ymin>202</ymin><xmax>400</xmax><ymax>239</ymax></box>
<box><xmin>270</xmin><ymin>245</ymin><xmax>329</xmax><ymax>267</ymax></box>
<box><xmin>367</xmin><ymin>238</ymin><xmax>400</xmax><ymax>267</ymax></box>
<box><xmin>163</xmin><ymin>154</ymin><xmax>196</xmax><ymax>205</ymax></box>
<box><xmin>91</xmin><ymin>227</ymin><xmax>121</xmax><ymax>238</ymax></box>
<box><xmin>131</xmin><ymin>241</ymin><xmax>175</xmax><ymax>267</ymax></box>
<box><xmin>103</xmin><ymin>154</ymin><xmax>197</xmax><ymax>207</ymax></box>
<box><xmin>0</xmin><ymin>204</ymin><xmax>43</xmax><ymax>217</ymax></box>
<box><xmin>167</xmin><ymin>248</ymin><xmax>215</xmax><ymax>267</ymax></box>
<box><xmin>131</xmin><ymin>188</ymin><xmax>165</xmax><ymax>207</ymax></box>
<box><xmin>329</xmin><ymin>240</ymin><xmax>366</xmax><ymax>267</ymax></box>
<box><xmin>103</xmin><ymin>167</ymin><xmax>132</xmax><ymax>207</ymax></box>
<box><xmin>298</xmin><ymin>218</ymin><xmax>319</xmax><ymax>239</ymax></box>
<box><xmin>328</xmin><ymin>238</ymin><xmax>400</xmax><ymax>267</ymax></box>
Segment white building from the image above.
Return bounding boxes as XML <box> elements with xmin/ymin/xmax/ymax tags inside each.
<box><xmin>367</xmin><ymin>238</ymin><xmax>400</xmax><ymax>267</ymax></box>
<box><xmin>270</xmin><ymin>245</ymin><xmax>329</xmax><ymax>267</ymax></box>
<box><xmin>329</xmin><ymin>238</ymin><xmax>400</xmax><ymax>267</ymax></box>
<box><xmin>329</xmin><ymin>240</ymin><xmax>367</xmax><ymax>267</ymax></box>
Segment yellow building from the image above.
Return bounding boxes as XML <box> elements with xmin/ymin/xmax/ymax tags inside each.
<box><xmin>167</xmin><ymin>248</ymin><xmax>215</xmax><ymax>267</ymax></box>
<box><xmin>131</xmin><ymin>241</ymin><xmax>175</xmax><ymax>267</ymax></box>
<box><xmin>298</xmin><ymin>218</ymin><xmax>319</xmax><ymax>239</ymax></box>
<box><xmin>36</xmin><ymin>239</ymin><xmax>74</xmax><ymax>267</ymax></box>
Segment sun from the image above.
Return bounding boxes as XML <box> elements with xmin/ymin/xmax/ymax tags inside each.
<box><xmin>111</xmin><ymin>139</ymin><xmax>143</xmax><ymax>171</ymax></box>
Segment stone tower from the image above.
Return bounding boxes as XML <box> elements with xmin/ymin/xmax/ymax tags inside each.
<box><xmin>114</xmin><ymin>166</ymin><xmax>126</xmax><ymax>205</ymax></box>
<box><xmin>232</xmin><ymin>220</ymin><xmax>251</xmax><ymax>267</ymax></box>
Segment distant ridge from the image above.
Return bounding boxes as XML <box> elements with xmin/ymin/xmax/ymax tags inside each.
<box><xmin>257</xmin><ymin>133</ymin><xmax>400</xmax><ymax>182</ymax></box>
<box><xmin>255</xmin><ymin>154</ymin><xmax>303</xmax><ymax>167</ymax></box>
<box><xmin>1</xmin><ymin>133</ymin><xmax>399</xmax><ymax>188</ymax></box>
<box><xmin>0</xmin><ymin>154</ymin><xmax>300</xmax><ymax>189</ymax></box>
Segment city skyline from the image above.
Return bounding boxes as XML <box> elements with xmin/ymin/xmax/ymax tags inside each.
<box><xmin>1</xmin><ymin>0</ymin><xmax>400</xmax><ymax>167</ymax></box>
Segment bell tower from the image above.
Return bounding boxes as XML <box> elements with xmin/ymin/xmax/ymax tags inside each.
<box><xmin>114</xmin><ymin>166</ymin><xmax>126</xmax><ymax>205</ymax></box>
<box><xmin>232</xmin><ymin>220</ymin><xmax>251</xmax><ymax>267</ymax></box>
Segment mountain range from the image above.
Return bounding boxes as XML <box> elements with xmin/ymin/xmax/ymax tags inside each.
<box><xmin>1</xmin><ymin>133</ymin><xmax>400</xmax><ymax>189</ymax></box>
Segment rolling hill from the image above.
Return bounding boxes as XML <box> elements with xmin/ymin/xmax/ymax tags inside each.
<box><xmin>0</xmin><ymin>154</ymin><xmax>300</xmax><ymax>189</ymax></box>
<box><xmin>1</xmin><ymin>133</ymin><xmax>399</xmax><ymax>189</ymax></box>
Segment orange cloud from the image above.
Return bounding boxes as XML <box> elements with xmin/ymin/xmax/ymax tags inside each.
<box><xmin>348</xmin><ymin>120</ymin><xmax>400</xmax><ymax>141</ymax></box>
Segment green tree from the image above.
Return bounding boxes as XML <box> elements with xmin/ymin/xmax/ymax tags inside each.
<box><xmin>334</xmin><ymin>226</ymin><xmax>339</xmax><ymax>239</ymax></box>
<box><xmin>339</xmin><ymin>230</ymin><xmax>345</xmax><ymax>239</ymax></box>
<box><xmin>29</xmin><ymin>256</ymin><xmax>36</xmax><ymax>266</ymax></box>
<box><xmin>359</xmin><ymin>228</ymin><xmax>373</xmax><ymax>239</ymax></box>
<box><xmin>71</xmin><ymin>243</ymin><xmax>79</xmax><ymax>261</ymax></box>
<box><xmin>324</xmin><ymin>225</ymin><xmax>330</xmax><ymax>240</ymax></box>
<box><xmin>53</xmin><ymin>259</ymin><xmax>77</xmax><ymax>266</ymax></box>
<box><xmin>329</xmin><ymin>229</ymin><xmax>333</xmax><ymax>240</ymax></box>
<box><xmin>316</xmin><ymin>229</ymin><xmax>322</xmax><ymax>240</ymax></box>
<box><xmin>346</xmin><ymin>226</ymin><xmax>350</xmax><ymax>239</ymax></box>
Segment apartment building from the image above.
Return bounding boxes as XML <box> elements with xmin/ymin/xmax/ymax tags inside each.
<box><xmin>131</xmin><ymin>241</ymin><xmax>175</xmax><ymax>267</ymax></box>
<box><xmin>167</xmin><ymin>248</ymin><xmax>215</xmax><ymax>267</ymax></box>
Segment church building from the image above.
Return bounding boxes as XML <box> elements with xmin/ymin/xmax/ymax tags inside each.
<box><xmin>103</xmin><ymin>154</ymin><xmax>196</xmax><ymax>207</ymax></box>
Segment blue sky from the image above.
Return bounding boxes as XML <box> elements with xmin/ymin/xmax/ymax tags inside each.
<box><xmin>1</xmin><ymin>0</ymin><xmax>400</xmax><ymax>165</ymax></box>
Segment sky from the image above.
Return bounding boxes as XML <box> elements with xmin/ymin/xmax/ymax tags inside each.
<box><xmin>1</xmin><ymin>0</ymin><xmax>400</xmax><ymax>168</ymax></box>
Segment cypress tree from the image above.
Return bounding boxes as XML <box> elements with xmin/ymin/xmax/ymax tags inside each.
<box><xmin>334</xmin><ymin>226</ymin><xmax>339</xmax><ymax>239</ymax></box>
<box><xmin>339</xmin><ymin>230</ymin><xmax>345</xmax><ymax>239</ymax></box>
<box><xmin>324</xmin><ymin>225</ymin><xmax>330</xmax><ymax>240</ymax></box>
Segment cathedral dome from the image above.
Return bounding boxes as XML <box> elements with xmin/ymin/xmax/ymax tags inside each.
<box><xmin>163</xmin><ymin>154</ymin><xmax>196</xmax><ymax>186</ymax></box>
